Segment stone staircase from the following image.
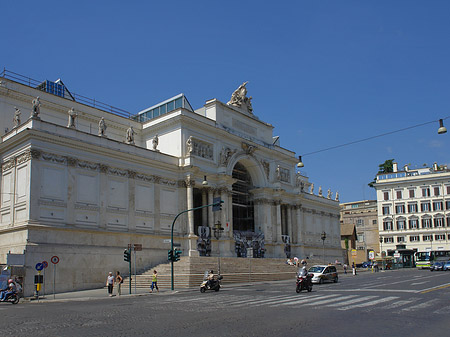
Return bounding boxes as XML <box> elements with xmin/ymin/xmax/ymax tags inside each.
<box><xmin>121</xmin><ymin>257</ymin><xmax>341</xmax><ymax>290</ymax></box>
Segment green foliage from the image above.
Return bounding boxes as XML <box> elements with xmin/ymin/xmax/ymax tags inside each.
<box><xmin>368</xmin><ymin>159</ymin><xmax>395</xmax><ymax>188</ymax></box>
<box><xmin>344</xmin><ymin>237</ymin><xmax>349</xmax><ymax>250</ymax></box>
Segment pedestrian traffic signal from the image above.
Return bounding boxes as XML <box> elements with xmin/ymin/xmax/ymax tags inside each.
<box><xmin>124</xmin><ymin>249</ymin><xmax>131</xmax><ymax>262</ymax></box>
<box><xmin>174</xmin><ymin>249</ymin><xmax>182</xmax><ymax>262</ymax></box>
<box><xmin>168</xmin><ymin>249</ymin><xmax>174</xmax><ymax>261</ymax></box>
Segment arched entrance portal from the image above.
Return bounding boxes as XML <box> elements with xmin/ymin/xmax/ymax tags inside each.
<box><xmin>232</xmin><ymin>162</ymin><xmax>254</xmax><ymax>232</ymax></box>
<box><xmin>232</xmin><ymin>162</ymin><xmax>264</xmax><ymax>258</ymax></box>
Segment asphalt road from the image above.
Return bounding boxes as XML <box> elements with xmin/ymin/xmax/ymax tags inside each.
<box><xmin>1</xmin><ymin>269</ymin><xmax>449</xmax><ymax>336</ymax></box>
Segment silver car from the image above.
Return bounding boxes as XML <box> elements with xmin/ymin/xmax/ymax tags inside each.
<box><xmin>308</xmin><ymin>265</ymin><xmax>339</xmax><ymax>284</ymax></box>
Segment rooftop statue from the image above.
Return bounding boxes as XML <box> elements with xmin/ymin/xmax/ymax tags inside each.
<box><xmin>152</xmin><ymin>134</ymin><xmax>159</xmax><ymax>150</ymax></box>
<box><xmin>227</xmin><ymin>82</ymin><xmax>253</xmax><ymax>113</ymax></box>
<box><xmin>126</xmin><ymin>126</ymin><xmax>136</xmax><ymax>144</ymax></box>
<box><xmin>31</xmin><ymin>96</ymin><xmax>41</xmax><ymax>118</ymax></box>
<box><xmin>98</xmin><ymin>117</ymin><xmax>107</xmax><ymax>137</ymax></box>
<box><xmin>67</xmin><ymin>108</ymin><xmax>77</xmax><ymax>128</ymax></box>
<box><xmin>13</xmin><ymin>107</ymin><xmax>21</xmax><ymax>128</ymax></box>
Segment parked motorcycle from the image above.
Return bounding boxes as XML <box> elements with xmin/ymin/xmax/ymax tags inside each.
<box><xmin>200</xmin><ymin>271</ymin><xmax>223</xmax><ymax>293</ymax></box>
<box><xmin>0</xmin><ymin>291</ymin><xmax>19</xmax><ymax>304</ymax></box>
<box><xmin>296</xmin><ymin>274</ymin><xmax>313</xmax><ymax>293</ymax></box>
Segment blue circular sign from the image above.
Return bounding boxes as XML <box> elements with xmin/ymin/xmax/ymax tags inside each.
<box><xmin>35</xmin><ymin>263</ymin><xmax>44</xmax><ymax>271</ymax></box>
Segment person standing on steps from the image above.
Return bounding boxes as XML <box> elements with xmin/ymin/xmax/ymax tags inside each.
<box><xmin>106</xmin><ymin>272</ymin><xmax>115</xmax><ymax>297</ymax></box>
<box><xmin>150</xmin><ymin>270</ymin><xmax>159</xmax><ymax>292</ymax></box>
<box><xmin>116</xmin><ymin>271</ymin><xmax>123</xmax><ymax>296</ymax></box>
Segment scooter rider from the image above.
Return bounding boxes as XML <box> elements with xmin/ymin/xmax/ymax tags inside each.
<box><xmin>0</xmin><ymin>279</ymin><xmax>16</xmax><ymax>301</ymax></box>
<box><xmin>298</xmin><ymin>266</ymin><xmax>307</xmax><ymax>277</ymax></box>
<box><xmin>206</xmin><ymin>270</ymin><xmax>215</xmax><ymax>289</ymax></box>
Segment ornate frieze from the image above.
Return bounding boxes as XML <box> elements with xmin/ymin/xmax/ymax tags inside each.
<box><xmin>219</xmin><ymin>147</ymin><xmax>237</xmax><ymax>167</ymax></box>
<box><xmin>66</xmin><ymin>156</ymin><xmax>78</xmax><ymax>167</ymax></box>
<box><xmin>127</xmin><ymin>170</ymin><xmax>136</xmax><ymax>179</ymax></box>
<box><xmin>186</xmin><ymin>136</ymin><xmax>213</xmax><ymax>160</ymax></box>
<box><xmin>136</xmin><ymin>173</ymin><xmax>154</xmax><ymax>183</ymax></box>
<box><xmin>41</xmin><ymin>152</ymin><xmax>66</xmax><ymax>165</ymax></box>
<box><xmin>75</xmin><ymin>203</ymin><xmax>100</xmax><ymax>211</ymax></box>
<box><xmin>2</xmin><ymin>159</ymin><xmax>15</xmax><ymax>172</ymax></box>
<box><xmin>160</xmin><ymin>178</ymin><xmax>177</xmax><ymax>187</ymax></box>
<box><xmin>275</xmin><ymin>165</ymin><xmax>290</xmax><ymax>183</ymax></box>
<box><xmin>241</xmin><ymin>142</ymin><xmax>257</xmax><ymax>155</ymax></box>
<box><xmin>260</xmin><ymin>160</ymin><xmax>270</xmax><ymax>179</ymax></box>
<box><xmin>38</xmin><ymin>199</ymin><xmax>67</xmax><ymax>207</ymax></box>
<box><xmin>78</xmin><ymin>160</ymin><xmax>100</xmax><ymax>171</ymax></box>
<box><xmin>108</xmin><ymin>167</ymin><xmax>128</xmax><ymax>177</ymax></box>
<box><xmin>185</xmin><ymin>178</ymin><xmax>195</xmax><ymax>188</ymax></box>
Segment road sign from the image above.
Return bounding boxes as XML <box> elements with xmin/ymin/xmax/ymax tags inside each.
<box><xmin>133</xmin><ymin>244</ymin><xmax>142</xmax><ymax>251</ymax></box>
<box><xmin>163</xmin><ymin>239</ymin><xmax>171</xmax><ymax>243</ymax></box>
<box><xmin>42</xmin><ymin>261</ymin><xmax>48</xmax><ymax>269</ymax></box>
<box><xmin>51</xmin><ymin>256</ymin><xmax>60</xmax><ymax>264</ymax></box>
<box><xmin>351</xmin><ymin>249</ymin><xmax>357</xmax><ymax>257</ymax></box>
<box><xmin>369</xmin><ymin>251</ymin><xmax>375</xmax><ymax>260</ymax></box>
<box><xmin>35</xmin><ymin>263</ymin><xmax>44</xmax><ymax>271</ymax></box>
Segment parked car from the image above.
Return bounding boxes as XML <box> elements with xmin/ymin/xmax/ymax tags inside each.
<box><xmin>356</xmin><ymin>261</ymin><xmax>372</xmax><ymax>268</ymax></box>
<box><xmin>443</xmin><ymin>261</ymin><xmax>450</xmax><ymax>271</ymax></box>
<box><xmin>430</xmin><ymin>262</ymin><xmax>444</xmax><ymax>271</ymax></box>
<box><xmin>308</xmin><ymin>265</ymin><xmax>338</xmax><ymax>284</ymax></box>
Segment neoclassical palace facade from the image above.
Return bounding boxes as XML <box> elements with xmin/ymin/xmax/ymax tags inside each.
<box><xmin>0</xmin><ymin>74</ymin><xmax>341</xmax><ymax>294</ymax></box>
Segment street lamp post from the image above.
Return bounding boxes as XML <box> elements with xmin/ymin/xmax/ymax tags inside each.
<box><xmin>321</xmin><ymin>231</ymin><xmax>327</xmax><ymax>264</ymax></box>
<box><xmin>214</xmin><ymin>221</ymin><xmax>224</xmax><ymax>275</ymax></box>
<box><xmin>379</xmin><ymin>236</ymin><xmax>384</xmax><ymax>269</ymax></box>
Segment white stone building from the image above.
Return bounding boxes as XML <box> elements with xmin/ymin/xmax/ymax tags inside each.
<box><xmin>0</xmin><ymin>73</ymin><xmax>341</xmax><ymax>295</ymax></box>
<box><xmin>374</xmin><ymin>162</ymin><xmax>450</xmax><ymax>266</ymax></box>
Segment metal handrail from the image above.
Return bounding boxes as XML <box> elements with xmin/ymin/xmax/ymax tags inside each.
<box><xmin>1</xmin><ymin>68</ymin><xmax>132</xmax><ymax>119</ymax></box>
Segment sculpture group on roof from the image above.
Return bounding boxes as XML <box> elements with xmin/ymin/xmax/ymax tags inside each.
<box><xmin>227</xmin><ymin>82</ymin><xmax>253</xmax><ymax>113</ymax></box>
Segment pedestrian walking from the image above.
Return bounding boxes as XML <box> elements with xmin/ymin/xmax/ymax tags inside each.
<box><xmin>343</xmin><ymin>263</ymin><xmax>347</xmax><ymax>274</ymax></box>
<box><xmin>352</xmin><ymin>262</ymin><xmax>357</xmax><ymax>276</ymax></box>
<box><xmin>106</xmin><ymin>272</ymin><xmax>115</xmax><ymax>297</ymax></box>
<box><xmin>150</xmin><ymin>270</ymin><xmax>159</xmax><ymax>292</ymax></box>
<box><xmin>116</xmin><ymin>271</ymin><xmax>123</xmax><ymax>296</ymax></box>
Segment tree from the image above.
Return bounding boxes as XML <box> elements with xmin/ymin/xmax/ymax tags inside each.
<box><xmin>368</xmin><ymin>159</ymin><xmax>395</xmax><ymax>188</ymax></box>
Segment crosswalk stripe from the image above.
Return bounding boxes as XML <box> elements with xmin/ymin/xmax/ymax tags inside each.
<box><xmin>326</xmin><ymin>296</ymin><xmax>377</xmax><ymax>307</ymax></box>
<box><xmin>259</xmin><ymin>294</ymin><xmax>325</xmax><ymax>307</ymax></box>
<box><xmin>231</xmin><ymin>295</ymin><xmax>304</xmax><ymax>307</ymax></box>
<box><xmin>338</xmin><ymin>296</ymin><xmax>398</xmax><ymax>311</ymax></box>
<box><xmin>304</xmin><ymin>295</ymin><xmax>358</xmax><ymax>307</ymax></box>
<box><xmin>401</xmin><ymin>299</ymin><xmax>440</xmax><ymax>312</ymax></box>
<box><xmin>381</xmin><ymin>299</ymin><xmax>415</xmax><ymax>310</ymax></box>
<box><xmin>272</xmin><ymin>294</ymin><xmax>342</xmax><ymax>307</ymax></box>
<box><xmin>432</xmin><ymin>305</ymin><xmax>450</xmax><ymax>314</ymax></box>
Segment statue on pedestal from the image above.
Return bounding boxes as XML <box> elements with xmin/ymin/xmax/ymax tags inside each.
<box><xmin>126</xmin><ymin>126</ymin><xmax>136</xmax><ymax>144</ymax></box>
<box><xmin>67</xmin><ymin>108</ymin><xmax>77</xmax><ymax>128</ymax></box>
<box><xmin>327</xmin><ymin>189</ymin><xmax>332</xmax><ymax>199</ymax></box>
<box><xmin>152</xmin><ymin>134</ymin><xmax>159</xmax><ymax>150</ymax></box>
<box><xmin>310</xmin><ymin>183</ymin><xmax>314</xmax><ymax>194</ymax></box>
<box><xmin>98</xmin><ymin>117</ymin><xmax>107</xmax><ymax>136</ymax></box>
<box><xmin>227</xmin><ymin>82</ymin><xmax>253</xmax><ymax>113</ymax></box>
<box><xmin>13</xmin><ymin>107</ymin><xmax>21</xmax><ymax>128</ymax></box>
<box><xmin>318</xmin><ymin>186</ymin><xmax>323</xmax><ymax>197</ymax></box>
<box><xmin>31</xmin><ymin>96</ymin><xmax>41</xmax><ymax>118</ymax></box>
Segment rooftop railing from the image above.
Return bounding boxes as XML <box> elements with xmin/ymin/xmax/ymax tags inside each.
<box><xmin>0</xmin><ymin>68</ymin><xmax>132</xmax><ymax>119</ymax></box>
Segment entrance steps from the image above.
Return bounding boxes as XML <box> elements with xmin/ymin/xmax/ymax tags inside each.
<box><xmin>121</xmin><ymin>257</ymin><xmax>338</xmax><ymax>290</ymax></box>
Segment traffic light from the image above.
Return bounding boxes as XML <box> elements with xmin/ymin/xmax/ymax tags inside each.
<box><xmin>124</xmin><ymin>249</ymin><xmax>131</xmax><ymax>262</ymax></box>
<box><xmin>168</xmin><ymin>249</ymin><xmax>174</xmax><ymax>261</ymax></box>
<box><xmin>174</xmin><ymin>249</ymin><xmax>182</xmax><ymax>262</ymax></box>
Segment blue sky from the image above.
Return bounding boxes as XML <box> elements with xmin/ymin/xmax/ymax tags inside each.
<box><xmin>2</xmin><ymin>0</ymin><xmax>449</xmax><ymax>203</ymax></box>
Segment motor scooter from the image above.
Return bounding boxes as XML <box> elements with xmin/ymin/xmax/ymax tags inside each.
<box><xmin>200</xmin><ymin>271</ymin><xmax>223</xmax><ymax>293</ymax></box>
<box><xmin>296</xmin><ymin>274</ymin><xmax>313</xmax><ymax>293</ymax></box>
<box><xmin>0</xmin><ymin>291</ymin><xmax>19</xmax><ymax>304</ymax></box>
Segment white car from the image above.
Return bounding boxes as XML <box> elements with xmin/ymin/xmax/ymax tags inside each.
<box><xmin>308</xmin><ymin>265</ymin><xmax>339</xmax><ymax>284</ymax></box>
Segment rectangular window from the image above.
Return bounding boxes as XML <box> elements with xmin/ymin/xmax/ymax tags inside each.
<box><xmin>397</xmin><ymin>220</ymin><xmax>406</xmax><ymax>230</ymax></box>
<box><xmin>396</xmin><ymin>191</ymin><xmax>402</xmax><ymax>199</ymax></box>
<box><xmin>395</xmin><ymin>205</ymin><xmax>405</xmax><ymax>214</ymax></box>
<box><xmin>410</xmin><ymin>235</ymin><xmax>420</xmax><ymax>242</ymax></box>
<box><xmin>422</xmin><ymin>188</ymin><xmax>430</xmax><ymax>197</ymax></box>
<box><xmin>434</xmin><ymin>218</ymin><xmax>444</xmax><ymax>228</ymax></box>
<box><xmin>447</xmin><ymin>216</ymin><xmax>450</xmax><ymax>227</ymax></box>
<box><xmin>434</xmin><ymin>187</ymin><xmax>440</xmax><ymax>196</ymax></box>
<box><xmin>445</xmin><ymin>200</ymin><xmax>450</xmax><ymax>210</ymax></box>
<box><xmin>384</xmin><ymin>192</ymin><xmax>389</xmax><ymax>201</ymax></box>
<box><xmin>372</xmin><ymin>219</ymin><xmax>377</xmax><ymax>225</ymax></box>
<box><xmin>408</xmin><ymin>203</ymin><xmax>417</xmax><ymax>213</ymax></box>
<box><xmin>357</xmin><ymin>234</ymin><xmax>365</xmax><ymax>242</ymax></box>
<box><xmin>421</xmin><ymin>218</ymin><xmax>431</xmax><ymax>228</ymax></box>
<box><xmin>423</xmin><ymin>235</ymin><xmax>433</xmax><ymax>242</ymax></box>
<box><xmin>397</xmin><ymin>236</ymin><xmax>405</xmax><ymax>243</ymax></box>
<box><xmin>409</xmin><ymin>219</ymin><xmax>418</xmax><ymax>229</ymax></box>
<box><xmin>356</xmin><ymin>219</ymin><xmax>364</xmax><ymax>226</ymax></box>
<box><xmin>383</xmin><ymin>221</ymin><xmax>393</xmax><ymax>231</ymax></box>
<box><xmin>433</xmin><ymin>201</ymin><xmax>443</xmax><ymax>211</ymax></box>
<box><xmin>447</xmin><ymin>186</ymin><xmax>450</xmax><ymax>195</ymax></box>
<box><xmin>409</xmin><ymin>189</ymin><xmax>415</xmax><ymax>198</ymax></box>
<box><xmin>382</xmin><ymin>206</ymin><xmax>390</xmax><ymax>215</ymax></box>
<box><xmin>421</xmin><ymin>202</ymin><xmax>430</xmax><ymax>212</ymax></box>
<box><xmin>435</xmin><ymin>234</ymin><xmax>445</xmax><ymax>241</ymax></box>
<box><xmin>384</xmin><ymin>237</ymin><xmax>394</xmax><ymax>243</ymax></box>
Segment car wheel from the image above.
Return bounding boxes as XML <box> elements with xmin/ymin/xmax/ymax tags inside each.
<box><xmin>319</xmin><ymin>278</ymin><xmax>323</xmax><ymax>284</ymax></box>
<box><xmin>334</xmin><ymin>276</ymin><xmax>338</xmax><ymax>283</ymax></box>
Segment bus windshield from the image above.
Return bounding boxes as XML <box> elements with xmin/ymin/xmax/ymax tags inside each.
<box><xmin>415</xmin><ymin>252</ymin><xmax>430</xmax><ymax>261</ymax></box>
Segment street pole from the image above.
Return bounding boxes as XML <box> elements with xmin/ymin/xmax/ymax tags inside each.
<box><xmin>129</xmin><ymin>249</ymin><xmax>132</xmax><ymax>295</ymax></box>
<box><xmin>134</xmin><ymin>247</ymin><xmax>137</xmax><ymax>295</ymax></box>
<box><xmin>170</xmin><ymin>200</ymin><xmax>223</xmax><ymax>290</ymax></box>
